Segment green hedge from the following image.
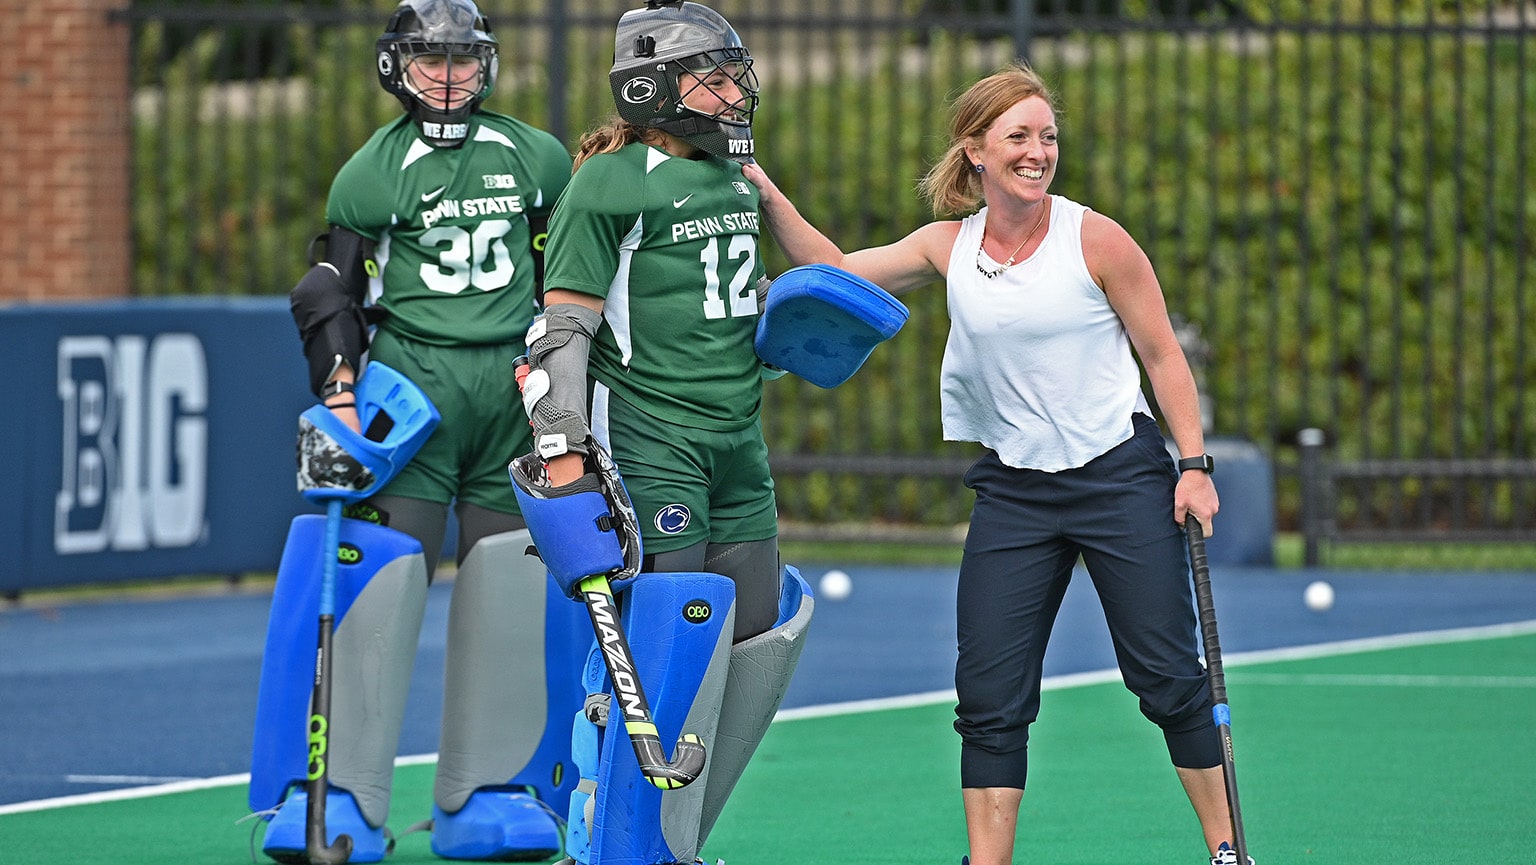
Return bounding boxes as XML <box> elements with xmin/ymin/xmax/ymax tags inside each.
<box><xmin>130</xmin><ymin>10</ymin><xmax>1533</xmax><ymax>529</ymax></box>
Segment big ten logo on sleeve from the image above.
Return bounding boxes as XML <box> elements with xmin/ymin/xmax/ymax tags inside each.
<box><xmin>54</xmin><ymin>334</ymin><xmax>209</xmax><ymax>554</ymax></box>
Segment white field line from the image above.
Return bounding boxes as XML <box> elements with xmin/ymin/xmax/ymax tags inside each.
<box><xmin>3</xmin><ymin>618</ymin><xmax>1533</xmax><ymax>817</ymax></box>
<box><xmin>64</xmin><ymin>774</ymin><xmax>202</xmax><ymax>785</ymax></box>
<box><xmin>0</xmin><ymin>754</ymin><xmax>440</xmax><ymax>817</ymax></box>
<box><xmin>1231</xmin><ymin>673</ymin><xmax>1536</xmax><ymax>688</ymax></box>
<box><xmin>774</xmin><ymin>618</ymin><xmax>1536</xmax><ymax>721</ymax></box>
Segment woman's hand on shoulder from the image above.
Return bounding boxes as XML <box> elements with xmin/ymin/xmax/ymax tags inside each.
<box><xmin>740</xmin><ymin>162</ymin><xmax>784</xmax><ymax>206</ymax></box>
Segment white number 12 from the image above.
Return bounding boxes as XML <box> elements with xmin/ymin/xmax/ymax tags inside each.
<box><xmin>700</xmin><ymin>234</ymin><xmax>758</xmax><ymax>319</ymax></box>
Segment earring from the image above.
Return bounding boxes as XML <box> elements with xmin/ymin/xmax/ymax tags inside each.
<box><xmin>975</xmin><ymin>163</ymin><xmax>984</xmax><ymax>173</ymax></box>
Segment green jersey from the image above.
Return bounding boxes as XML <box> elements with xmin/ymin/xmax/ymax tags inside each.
<box><xmin>544</xmin><ymin>143</ymin><xmax>766</xmax><ymax>431</ymax></box>
<box><xmin>327</xmin><ymin>111</ymin><xmax>572</xmax><ymax>346</ymax></box>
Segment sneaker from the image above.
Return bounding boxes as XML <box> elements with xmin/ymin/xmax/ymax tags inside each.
<box><xmin>1210</xmin><ymin>841</ymin><xmax>1255</xmax><ymax>865</ymax></box>
<box><xmin>262</xmin><ymin>788</ymin><xmax>388</xmax><ymax>864</ymax></box>
<box><xmin>431</xmin><ymin>789</ymin><xmax>562</xmax><ymax>861</ymax></box>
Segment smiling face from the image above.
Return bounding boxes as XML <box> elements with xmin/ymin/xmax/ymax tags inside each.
<box><xmin>965</xmin><ymin>94</ymin><xmax>1059</xmax><ymax>204</ymax></box>
<box><xmin>678</xmin><ymin>59</ymin><xmax>754</xmax><ymax>123</ymax></box>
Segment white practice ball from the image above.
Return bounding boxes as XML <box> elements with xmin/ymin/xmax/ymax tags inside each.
<box><xmin>818</xmin><ymin>569</ymin><xmax>853</xmax><ymax>601</ymax></box>
<box><xmin>1304</xmin><ymin>580</ymin><xmax>1335</xmax><ymax>611</ymax></box>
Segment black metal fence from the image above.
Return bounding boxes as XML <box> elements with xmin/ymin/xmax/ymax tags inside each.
<box><xmin>120</xmin><ymin>1</ymin><xmax>1536</xmax><ymax>549</ymax></box>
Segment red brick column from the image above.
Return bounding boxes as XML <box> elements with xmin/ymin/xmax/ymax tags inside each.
<box><xmin>0</xmin><ymin>0</ymin><xmax>132</xmax><ymax>302</ymax></box>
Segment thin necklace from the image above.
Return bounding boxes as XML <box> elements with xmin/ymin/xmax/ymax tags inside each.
<box><xmin>976</xmin><ymin>199</ymin><xmax>1049</xmax><ymax>280</ymax></box>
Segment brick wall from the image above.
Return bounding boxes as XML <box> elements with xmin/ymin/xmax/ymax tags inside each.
<box><xmin>0</xmin><ymin>0</ymin><xmax>131</xmax><ymax>302</ymax></box>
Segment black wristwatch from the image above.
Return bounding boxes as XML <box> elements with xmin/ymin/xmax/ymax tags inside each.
<box><xmin>1177</xmin><ymin>454</ymin><xmax>1215</xmax><ymax>474</ymax></box>
<box><xmin>321</xmin><ymin>379</ymin><xmax>355</xmax><ymax>399</ymax></box>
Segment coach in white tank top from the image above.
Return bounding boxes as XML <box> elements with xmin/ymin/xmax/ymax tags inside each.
<box><xmin>747</xmin><ymin>62</ymin><xmax>1243</xmax><ymax>865</ymax></box>
<box><xmin>941</xmin><ymin>196</ymin><xmax>1153</xmax><ymax>472</ymax></box>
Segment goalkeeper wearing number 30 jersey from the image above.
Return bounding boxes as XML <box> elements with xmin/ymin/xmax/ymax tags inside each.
<box><xmin>263</xmin><ymin>2</ymin><xmax>585</xmax><ymax>862</ymax></box>
<box><xmin>327</xmin><ymin>110</ymin><xmax>571</xmax><ymax>348</ymax></box>
<box><xmin>322</xmin><ymin>105</ymin><xmax>571</xmax><ymax>510</ymax></box>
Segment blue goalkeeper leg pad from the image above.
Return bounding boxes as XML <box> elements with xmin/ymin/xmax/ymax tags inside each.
<box><xmin>586</xmin><ymin>572</ymin><xmax>736</xmax><ymax>865</ymax></box>
<box><xmin>562</xmin><ymin>643</ymin><xmax>610</xmax><ymax>865</ymax></box>
<box><xmin>262</xmin><ymin>788</ymin><xmax>387</xmax><ymax>864</ymax></box>
<box><xmin>249</xmin><ymin>515</ymin><xmax>428</xmax><ymax>823</ymax></box>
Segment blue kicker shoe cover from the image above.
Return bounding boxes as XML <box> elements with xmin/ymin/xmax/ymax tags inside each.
<box><xmin>262</xmin><ymin>788</ymin><xmax>386</xmax><ymax>864</ymax></box>
<box><xmin>754</xmin><ymin>263</ymin><xmax>909</xmax><ymax>388</ymax></box>
<box><xmin>431</xmin><ymin>789</ymin><xmax>563</xmax><ymax>861</ymax></box>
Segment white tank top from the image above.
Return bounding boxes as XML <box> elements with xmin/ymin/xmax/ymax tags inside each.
<box><xmin>940</xmin><ymin>195</ymin><xmax>1151</xmax><ymax>471</ymax></box>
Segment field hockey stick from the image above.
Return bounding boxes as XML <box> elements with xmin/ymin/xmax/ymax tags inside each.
<box><xmin>291</xmin><ymin>363</ymin><xmax>439</xmax><ymax>863</ymax></box>
<box><xmin>1184</xmin><ymin>516</ymin><xmax>1250</xmax><ymax>863</ymax></box>
<box><xmin>510</xmin><ymin>356</ymin><xmax>706</xmax><ymax>790</ymax></box>
<box><xmin>305</xmin><ymin>497</ymin><xmax>352</xmax><ymax>865</ymax></box>
<box><xmin>577</xmin><ymin>572</ymin><xmax>707</xmax><ymax>790</ymax></box>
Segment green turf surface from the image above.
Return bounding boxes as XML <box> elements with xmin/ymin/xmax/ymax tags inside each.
<box><xmin>4</xmin><ymin>631</ymin><xmax>1532</xmax><ymax>864</ymax></box>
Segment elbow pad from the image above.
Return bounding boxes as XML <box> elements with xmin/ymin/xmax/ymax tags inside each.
<box><xmin>521</xmin><ymin>303</ymin><xmax>604</xmax><ymax>459</ymax></box>
<box><xmin>289</xmin><ymin>226</ymin><xmax>375</xmax><ymax>396</ymax></box>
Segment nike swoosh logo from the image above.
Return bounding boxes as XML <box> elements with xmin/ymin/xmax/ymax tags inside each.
<box><xmin>422</xmin><ymin>185</ymin><xmax>447</xmax><ymax>203</ymax></box>
<box><xmin>672</xmin><ymin>194</ymin><xmax>694</xmax><ymax>208</ymax></box>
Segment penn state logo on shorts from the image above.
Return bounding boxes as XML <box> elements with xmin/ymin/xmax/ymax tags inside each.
<box><xmin>654</xmin><ymin>504</ymin><xmax>691</xmax><ymax>535</ymax></box>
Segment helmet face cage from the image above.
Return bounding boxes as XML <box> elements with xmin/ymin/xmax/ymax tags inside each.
<box><xmin>676</xmin><ymin>50</ymin><xmax>759</xmax><ymax>127</ymax></box>
<box><xmin>376</xmin><ymin>0</ymin><xmax>499</xmax><ymax>149</ymax></box>
<box><xmin>610</xmin><ymin>2</ymin><xmax>760</xmax><ymax>163</ymax></box>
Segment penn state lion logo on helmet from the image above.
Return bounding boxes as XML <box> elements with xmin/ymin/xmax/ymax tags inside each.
<box><xmin>621</xmin><ymin>76</ymin><xmax>660</xmax><ymax>106</ymax></box>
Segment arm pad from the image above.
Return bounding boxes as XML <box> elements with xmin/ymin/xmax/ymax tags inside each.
<box><xmin>289</xmin><ymin>226</ymin><xmax>375</xmax><ymax>396</ymax></box>
<box><xmin>522</xmin><ymin>303</ymin><xmax>604</xmax><ymax>458</ymax></box>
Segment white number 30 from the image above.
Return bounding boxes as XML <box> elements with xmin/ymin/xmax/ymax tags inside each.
<box><xmin>419</xmin><ymin>219</ymin><xmax>516</xmax><ymax>294</ymax></box>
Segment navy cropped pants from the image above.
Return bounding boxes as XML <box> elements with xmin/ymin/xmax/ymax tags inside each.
<box><xmin>954</xmin><ymin>413</ymin><xmax>1221</xmax><ymax>790</ymax></box>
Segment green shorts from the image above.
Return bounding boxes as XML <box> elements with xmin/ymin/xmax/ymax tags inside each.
<box><xmin>595</xmin><ymin>385</ymin><xmax>777</xmax><ymax>554</ymax></box>
<box><xmin>368</xmin><ymin>328</ymin><xmax>531</xmax><ymax>514</ymax></box>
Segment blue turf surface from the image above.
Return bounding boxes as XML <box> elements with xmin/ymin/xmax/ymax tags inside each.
<box><xmin>2</xmin><ymin>563</ymin><xmax>1534</xmax><ymax>807</ymax></box>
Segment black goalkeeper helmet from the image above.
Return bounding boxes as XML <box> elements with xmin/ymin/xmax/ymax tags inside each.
<box><xmin>376</xmin><ymin>0</ymin><xmax>498</xmax><ymax>149</ymax></box>
<box><xmin>609</xmin><ymin>0</ymin><xmax>760</xmax><ymax>163</ymax></box>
